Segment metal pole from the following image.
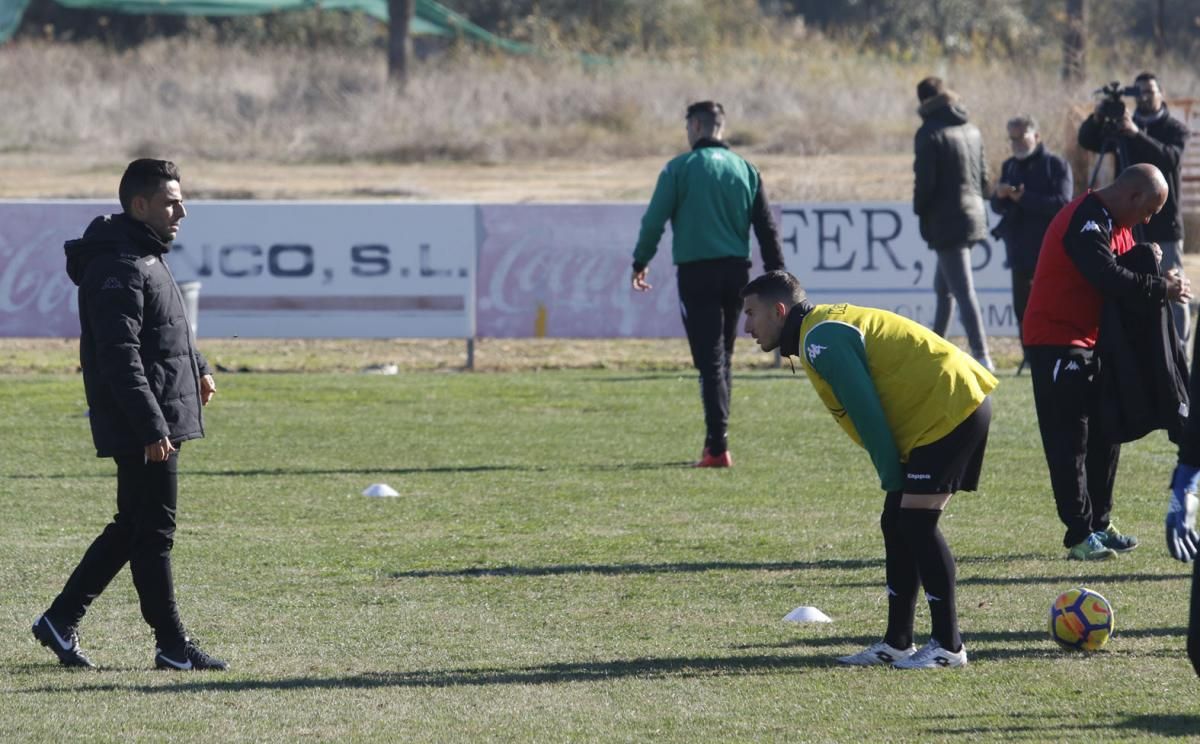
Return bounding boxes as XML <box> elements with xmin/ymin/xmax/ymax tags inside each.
<box><xmin>466</xmin><ymin>338</ymin><xmax>475</xmax><ymax>371</ymax></box>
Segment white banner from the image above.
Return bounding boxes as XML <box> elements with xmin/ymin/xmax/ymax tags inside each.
<box><xmin>777</xmin><ymin>203</ymin><xmax>1016</xmax><ymax>336</ymax></box>
<box><xmin>2</xmin><ymin>200</ymin><xmax>1017</xmax><ymax>339</ymax></box>
<box><xmin>165</xmin><ymin>203</ymin><xmax>476</xmax><ymax>338</ymax></box>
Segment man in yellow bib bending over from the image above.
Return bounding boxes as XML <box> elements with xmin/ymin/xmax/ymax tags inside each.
<box><xmin>740</xmin><ymin>270</ymin><xmax>997</xmax><ymax>669</ymax></box>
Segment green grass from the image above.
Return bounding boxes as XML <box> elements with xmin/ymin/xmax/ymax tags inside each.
<box><xmin>1</xmin><ymin>368</ymin><xmax>1197</xmax><ymax>741</ymax></box>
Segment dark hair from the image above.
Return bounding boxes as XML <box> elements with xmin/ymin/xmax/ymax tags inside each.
<box><xmin>740</xmin><ymin>270</ymin><xmax>806</xmax><ymax>304</ymax></box>
<box><xmin>686</xmin><ymin>101</ymin><xmax>725</xmax><ymax>132</ymax></box>
<box><xmin>119</xmin><ymin>159</ymin><xmax>181</xmax><ymax>213</ymax></box>
<box><xmin>1135</xmin><ymin>71</ymin><xmax>1158</xmax><ymax>85</ymax></box>
<box><xmin>916</xmin><ymin>76</ymin><xmax>944</xmax><ymax>102</ymax></box>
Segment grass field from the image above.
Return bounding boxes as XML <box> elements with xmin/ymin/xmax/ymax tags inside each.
<box><xmin>1</xmin><ymin>367</ymin><xmax>1197</xmax><ymax>741</ymax></box>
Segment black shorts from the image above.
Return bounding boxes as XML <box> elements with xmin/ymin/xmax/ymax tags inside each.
<box><xmin>903</xmin><ymin>397</ymin><xmax>992</xmax><ymax>494</ymax></box>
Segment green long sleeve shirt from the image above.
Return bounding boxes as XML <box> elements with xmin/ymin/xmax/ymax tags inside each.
<box><xmin>632</xmin><ymin>139</ymin><xmax>784</xmax><ymax>271</ymax></box>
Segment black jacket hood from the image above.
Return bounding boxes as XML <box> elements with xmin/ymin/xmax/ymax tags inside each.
<box><xmin>918</xmin><ymin>92</ymin><xmax>970</xmax><ymax>126</ymax></box>
<box><xmin>65</xmin><ymin>213</ymin><xmax>171</xmax><ymax>286</ymax></box>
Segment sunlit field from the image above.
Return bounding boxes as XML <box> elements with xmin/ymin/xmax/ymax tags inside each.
<box><xmin>2</xmin><ymin>368</ymin><xmax>1196</xmax><ymax>741</ymax></box>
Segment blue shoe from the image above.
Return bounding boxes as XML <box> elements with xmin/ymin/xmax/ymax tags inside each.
<box><xmin>1097</xmin><ymin>523</ymin><xmax>1139</xmax><ymax>553</ymax></box>
<box><xmin>1066</xmin><ymin>533</ymin><xmax>1117</xmax><ymax>561</ymax></box>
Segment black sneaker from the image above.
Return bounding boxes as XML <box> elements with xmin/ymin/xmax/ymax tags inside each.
<box><xmin>154</xmin><ymin>638</ymin><xmax>228</xmax><ymax>671</ymax></box>
<box><xmin>32</xmin><ymin>614</ymin><xmax>96</xmax><ymax>669</ymax></box>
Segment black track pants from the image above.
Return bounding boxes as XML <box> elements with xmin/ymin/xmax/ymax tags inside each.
<box><xmin>1027</xmin><ymin>346</ymin><xmax>1120</xmax><ymax>548</ymax></box>
<box><xmin>676</xmin><ymin>258</ymin><xmax>751</xmax><ymax>455</ymax></box>
<box><xmin>48</xmin><ymin>451</ymin><xmax>187</xmax><ymax>648</ymax></box>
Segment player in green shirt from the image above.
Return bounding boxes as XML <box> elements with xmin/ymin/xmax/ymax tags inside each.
<box><xmin>741</xmin><ymin>270</ymin><xmax>997</xmax><ymax>669</ymax></box>
<box><xmin>632</xmin><ymin>101</ymin><xmax>784</xmax><ymax>467</ymax></box>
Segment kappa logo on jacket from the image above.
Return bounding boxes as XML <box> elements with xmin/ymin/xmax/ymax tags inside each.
<box><xmin>100</xmin><ymin>277</ymin><xmax>123</xmax><ymax>290</ymax></box>
<box><xmin>1080</xmin><ymin>220</ymin><xmax>1103</xmax><ymax>234</ymax></box>
<box><xmin>807</xmin><ymin>343</ymin><xmax>827</xmax><ymax>361</ymax></box>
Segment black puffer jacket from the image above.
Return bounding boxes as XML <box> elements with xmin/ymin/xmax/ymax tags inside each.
<box><xmin>913</xmin><ymin>93</ymin><xmax>990</xmax><ymax>250</ymax></box>
<box><xmin>65</xmin><ymin>214</ymin><xmax>210</xmax><ymax>458</ymax></box>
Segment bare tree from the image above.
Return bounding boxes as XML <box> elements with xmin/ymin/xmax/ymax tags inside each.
<box><xmin>388</xmin><ymin>0</ymin><xmax>415</xmax><ymax>88</ymax></box>
<box><xmin>1062</xmin><ymin>0</ymin><xmax>1086</xmax><ymax>84</ymax></box>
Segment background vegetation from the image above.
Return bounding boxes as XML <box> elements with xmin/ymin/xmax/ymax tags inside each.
<box><xmin>2</xmin><ymin>1</ymin><xmax>1197</xmax><ymax>172</ymax></box>
<box><xmin>0</xmin><ymin>29</ymin><xmax>1196</xmax><ymax>167</ymax></box>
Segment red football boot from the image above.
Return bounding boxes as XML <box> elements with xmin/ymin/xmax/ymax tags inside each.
<box><xmin>694</xmin><ymin>447</ymin><xmax>733</xmax><ymax>468</ymax></box>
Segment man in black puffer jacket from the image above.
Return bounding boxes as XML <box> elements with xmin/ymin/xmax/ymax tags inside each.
<box><xmin>32</xmin><ymin>159</ymin><xmax>227</xmax><ymax>672</ymax></box>
<box><xmin>913</xmin><ymin>76</ymin><xmax>994</xmax><ymax>372</ymax></box>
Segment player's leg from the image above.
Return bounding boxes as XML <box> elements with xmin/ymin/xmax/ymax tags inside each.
<box><xmin>122</xmin><ymin>449</ymin><xmax>228</xmax><ymax>671</ymax></box>
<box><xmin>677</xmin><ymin>261</ymin><xmax>731</xmax><ymax>465</ymax></box>
<box><xmin>125</xmin><ymin>450</ymin><xmax>188</xmax><ymax>653</ymax></box>
<box><xmin>837</xmin><ymin>491</ymin><xmax>919</xmax><ymax>666</ymax></box>
<box><xmin>34</xmin><ymin>457</ymin><xmax>141</xmax><ymax>667</ymax></box>
<box><xmin>894</xmin><ymin>492</ymin><xmax>961</xmax><ymax>663</ymax></box>
<box><xmin>1026</xmin><ymin>347</ymin><xmax>1112</xmax><ymax>559</ymax></box>
<box><xmin>892</xmin><ymin>397</ymin><xmax>992</xmax><ymax>669</ymax></box>
<box><xmin>718</xmin><ymin>260</ymin><xmax>750</xmax><ymax>416</ymax></box>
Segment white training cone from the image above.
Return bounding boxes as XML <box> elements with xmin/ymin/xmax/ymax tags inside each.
<box><xmin>362</xmin><ymin>483</ymin><xmax>400</xmax><ymax>498</ymax></box>
<box><xmin>783</xmin><ymin>606</ymin><xmax>832</xmax><ymax>623</ymax></box>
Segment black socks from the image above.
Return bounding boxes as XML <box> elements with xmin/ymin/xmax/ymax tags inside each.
<box><xmin>880</xmin><ymin>493</ymin><xmax>962</xmax><ymax>653</ymax></box>
<box><xmin>898</xmin><ymin>507</ymin><xmax>961</xmax><ymax>652</ymax></box>
<box><xmin>881</xmin><ymin>494</ymin><xmax>918</xmax><ymax>650</ymax></box>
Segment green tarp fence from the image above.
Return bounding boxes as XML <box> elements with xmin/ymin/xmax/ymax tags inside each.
<box><xmin>0</xmin><ymin>0</ymin><xmax>534</xmax><ymax>53</ymax></box>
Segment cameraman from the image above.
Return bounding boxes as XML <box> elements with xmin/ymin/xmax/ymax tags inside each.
<box><xmin>1079</xmin><ymin>72</ymin><xmax>1190</xmax><ymax>341</ymax></box>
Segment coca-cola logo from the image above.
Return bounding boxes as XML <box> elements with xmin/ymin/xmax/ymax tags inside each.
<box><xmin>476</xmin><ymin>208</ymin><xmax>681</xmax><ymax>337</ymax></box>
<box><xmin>0</xmin><ymin>231</ymin><xmax>78</xmax><ymax>335</ymax></box>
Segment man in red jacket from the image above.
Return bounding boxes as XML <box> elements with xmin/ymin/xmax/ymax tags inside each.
<box><xmin>1024</xmin><ymin>163</ymin><xmax>1190</xmax><ymax>561</ymax></box>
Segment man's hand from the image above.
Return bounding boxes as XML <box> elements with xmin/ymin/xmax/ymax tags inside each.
<box><xmin>1166</xmin><ymin>269</ymin><xmax>1192</xmax><ymax>303</ymax></box>
<box><xmin>1010</xmin><ymin>184</ymin><xmax>1025</xmax><ymax>202</ymax></box>
<box><xmin>1167</xmin><ymin>464</ymin><xmax>1200</xmax><ymax>562</ymax></box>
<box><xmin>995</xmin><ymin>183</ymin><xmax>1015</xmax><ymax>200</ymax></box>
<box><xmin>145</xmin><ymin>436</ymin><xmax>177</xmax><ymax>463</ymax></box>
<box><xmin>1148</xmin><ymin>242</ymin><xmax>1163</xmax><ymax>264</ymax></box>
<box><xmin>1116</xmin><ymin>111</ymin><xmax>1138</xmax><ymax>136</ymax></box>
<box><xmin>200</xmin><ymin>374</ymin><xmax>216</xmax><ymax>406</ymax></box>
<box><xmin>632</xmin><ymin>268</ymin><xmax>653</xmax><ymax>292</ymax></box>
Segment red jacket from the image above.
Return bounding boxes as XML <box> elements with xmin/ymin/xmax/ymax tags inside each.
<box><xmin>1023</xmin><ymin>192</ymin><xmax>1164</xmax><ymax>348</ymax></box>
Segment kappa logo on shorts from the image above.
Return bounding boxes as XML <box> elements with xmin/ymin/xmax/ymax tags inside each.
<box><xmin>101</xmin><ymin>277</ymin><xmax>123</xmax><ymax>290</ymax></box>
<box><xmin>907</xmin><ymin>473</ymin><xmax>932</xmax><ymax>480</ymax></box>
<box><xmin>1080</xmin><ymin>220</ymin><xmax>1102</xmax><ymax>234</ymax></box>
<box><xmin>806</xmin><ymin>343</ymin><xmax>827</xmax><ymax>361</ymax></box>
<box><xmin>1064</xmin><ymin>360</ymin><xmax>1081</xmax><ymax>372</ymax></box>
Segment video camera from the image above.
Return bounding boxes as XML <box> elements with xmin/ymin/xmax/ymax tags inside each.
<box><xmin>1093</xmin><ymin>81</ymin><xmax>1139</xmax><ymax>132</ymax></box>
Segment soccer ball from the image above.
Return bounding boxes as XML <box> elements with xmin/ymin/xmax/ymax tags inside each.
<box><xmin>1049</xmin><ymin>587</ymin><xmax>1114</xmax><ymax>651</ymax></box>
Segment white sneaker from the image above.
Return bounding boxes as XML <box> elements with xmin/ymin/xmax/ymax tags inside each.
<box><xmin>836</xmin><ymin>641</ymin><xmax>916</xmax><ymax>666</ymax></box>
<box><xmin>892</xmin><ymin>638</ymin><xmax>967</xmax><ymax>669</ymax></box>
